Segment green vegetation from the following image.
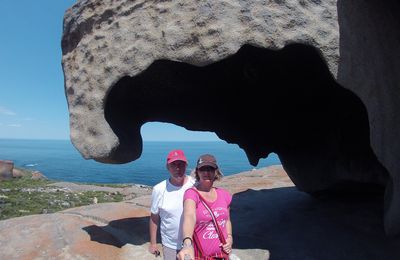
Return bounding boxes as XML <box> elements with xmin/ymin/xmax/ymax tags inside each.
<box><xmin>80</xmin><ymin>182</ymin><xmax>131</xmax><ymax>188</ymax></box>
<box><xmin>0</xmin><ymin>171</ymin><xmax>124</xmax><ymax>220</ymax></box>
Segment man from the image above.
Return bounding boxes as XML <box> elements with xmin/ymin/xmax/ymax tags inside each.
<box><xmin>149</xmin><ymin>149</ymin><xmax>195</xmax><ymax>259</ymax></box>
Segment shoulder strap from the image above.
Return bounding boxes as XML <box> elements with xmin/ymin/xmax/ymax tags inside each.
<box><xmin>190</xmin><ymin>188</ymin><xmax>227</xmax><ymax>245</ymax></box>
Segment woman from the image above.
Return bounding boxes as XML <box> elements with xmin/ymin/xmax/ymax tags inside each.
<box><xmin>177</xmin><ymin>154</ymin><xmax>233</xmax><ymax>260</ymax></box>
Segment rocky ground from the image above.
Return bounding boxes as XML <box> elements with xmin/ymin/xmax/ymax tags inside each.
<box><xmin>0</xmin><ymin>165</ymin><xmax>399</xmax><ymax>260</ymax></box>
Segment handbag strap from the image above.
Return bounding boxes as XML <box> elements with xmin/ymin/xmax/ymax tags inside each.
<box><xmin>190</xmin><ymin>188</ymin><xmax>227</xmax><ymax>245</ymax></box>
<box><xmin>192</xmin><ymin>231</ymin><xmax>204</xmax><ymax>259</ymax></box>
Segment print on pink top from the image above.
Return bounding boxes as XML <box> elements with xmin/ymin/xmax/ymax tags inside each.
<box><xmin>184</xmin><ymin>188</ymin><xmax>232</xmax><ymax>256</ymax></box>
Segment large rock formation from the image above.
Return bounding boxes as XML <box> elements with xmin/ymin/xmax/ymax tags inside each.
<box><xmin>0</xmin><ymin>160</ymin><xmax>13</xmax><ymax>180</ymax></box>
<box><xmin>336</xmin><ymin>0</ymin><xmax>400</xmax><ymax>236</ymax></box>
<box><xmin>61</xmin><ymin>0</ymin><xmax>400</xmax><ymax>235</ymax></box>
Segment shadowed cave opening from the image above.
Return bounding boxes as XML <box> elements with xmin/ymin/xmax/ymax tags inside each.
<box><xmin>105</xmin><ymin>44</ymin><xmax>388</xmax><ymax>195</ymax></box>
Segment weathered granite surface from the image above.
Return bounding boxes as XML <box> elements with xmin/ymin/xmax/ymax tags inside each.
<box><xmin>61</xmin><ymin>0</ymin><xmax>400</xmax><ymax>236</ymax></box>
<box><xmin>62</xmin><ymin>0</ymin><xmax>339</xmax><ymax>162</ymax></box>
<box><xmin>2</xmin><ymin>166</ymin><xmax>399</xmax><ymax>259</ymax></box>
<box><xmin>336</xmin><ymin>0</ymin><xmax>400</xmax><ymax>236</ymax></box>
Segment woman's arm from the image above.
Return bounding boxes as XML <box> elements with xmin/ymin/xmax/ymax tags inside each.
<box><xmin>221</xmin><ymin>207</ymin><xmax>233</xmax><ymax>254</ymax></box>
<box><xmin>177</xmin><ymin>199</ymin><xmax>197</xmax><ymax>260</ymax></box>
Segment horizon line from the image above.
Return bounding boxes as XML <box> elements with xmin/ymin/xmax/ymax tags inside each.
<box><xmin>0</xmin><ymin>137</ymin><xmax>224</xmax><ymax>142</ymax></box>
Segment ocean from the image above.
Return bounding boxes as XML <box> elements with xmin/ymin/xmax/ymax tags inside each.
<box><xmin>0</xmin><ymin>139</ymin><xmax>281</xmax><ymax>186</ymax></box>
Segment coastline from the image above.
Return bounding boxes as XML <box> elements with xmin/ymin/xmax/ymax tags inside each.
<box><xmin>0</xmin><ymin>164</ymin><xmax>287</xmax><ymax>221</ymax></box>
<box><xmin>50</xmin><ymin>164</ymin><xmax>289</xmax><ymax>195</ymax></box>
<box><xmin>0</xmin><ymin>139</ymin><xmax>282</xmax><ymax>185</ymax></box>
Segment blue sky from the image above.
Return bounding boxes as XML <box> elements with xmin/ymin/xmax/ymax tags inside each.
<box><xmin>0</xmin><ymin>1</ymin><xmax>219</xmax><ymax>141</ymax></box>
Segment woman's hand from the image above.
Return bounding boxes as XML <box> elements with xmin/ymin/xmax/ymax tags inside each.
<box><xmin>221</xmin><ymin>235</ymin><xmax>233</xmax><ymax>254</ymax></box>
<box><xmin>177</xmin><ymin>246</ymin><xmax>194</xmax><ymax>260</ymax></box>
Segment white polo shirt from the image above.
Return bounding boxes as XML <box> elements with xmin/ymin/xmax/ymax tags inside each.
<box><xmin>150</xmin><ymin>176</ymin><xmax>195</xmax><ymax>249</ymax></box>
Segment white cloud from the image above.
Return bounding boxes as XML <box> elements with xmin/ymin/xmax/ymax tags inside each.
<box><xmin>0</xmin><ymin>106</ymin><xmax>16</xmax><ymax>116</ymax></box>
<box><xmin>22</xmin><ymin>117</ymin><xmax>34</xmax><ymax>121</ymax></box>
<box><xmin>7</xmin><ymin>124</ymin><xmax>21</xmax><ymax>127</ymax></box>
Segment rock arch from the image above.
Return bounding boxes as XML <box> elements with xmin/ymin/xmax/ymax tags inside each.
<box><xmin>62</xmin><ymin>0</ymin><xmax>400</xmax><ymax>235</ymax></box>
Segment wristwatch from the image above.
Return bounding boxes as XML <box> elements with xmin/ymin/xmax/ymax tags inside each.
<box><xmin>181</xmin><ymin>237</ymin><xmax>193</xmax><ymax>248</ymax></box>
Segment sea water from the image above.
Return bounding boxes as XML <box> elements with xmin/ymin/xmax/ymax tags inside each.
<box><xmin>0</xmin><ymin>139</ymin><xmax>281</xmax><ymax>186</ymax></box>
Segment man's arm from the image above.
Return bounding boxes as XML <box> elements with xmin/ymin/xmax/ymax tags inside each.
<box><xmin>149</xmin><ymin>213</ymin><xmax>160</xmax><ymax>255</ymax></box>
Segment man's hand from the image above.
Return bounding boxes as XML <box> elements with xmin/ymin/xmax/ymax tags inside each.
<box><xmin>148</xmin><ymin>244</ymin><xmax>160</xmax><ymax>257</ymax></box>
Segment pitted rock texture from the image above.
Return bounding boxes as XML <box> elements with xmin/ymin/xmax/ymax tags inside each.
<box><xmin>62</xmin><ymin>0</ymin><xmax>339</xmax><ymax>162</ymax></box>
<box><xmin>62</xmin><ymin>0</ymin><xmax>400</xmax><ymax>235</ymax></box>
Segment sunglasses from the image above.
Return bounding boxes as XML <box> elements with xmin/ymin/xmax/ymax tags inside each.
<box><xmin>198</xmin><ymin>166</ymin><xmax>216</xmax><ymax>172</ymax></box>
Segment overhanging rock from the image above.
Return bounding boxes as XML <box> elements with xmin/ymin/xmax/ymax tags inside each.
<box><xmin>62</xmin><ymin>0</ymin><xmax>339</xmax><ymax>163</ymax></box>
<box><xmin>62</xmin><ymin>0</ymin><xmax>400</xmax><ymax>236</ymax></box>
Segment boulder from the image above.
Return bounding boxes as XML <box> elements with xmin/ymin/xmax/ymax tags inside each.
<box><xmin>61</xmin><ymin>0</ymin><xmax>339</xmax><ymax>163</ymax></box>
<box><xmin>12</xmin><ymin>168</ymin><xmax>24</xmax><ymax>178</ymax></box>
<box><xmin>61</xmin><ymin>0</ymin><xmax>400</xmax><ymax>235</ymax></box>
<box><xmin>31</xmin><ymin>171</ymin><xmax>47</xmax><ymax>180</ymax></box>
<box><xmin>0</xmin><ymin>160</ymin><xmax>14</xmax><ymax>181</ymax></box>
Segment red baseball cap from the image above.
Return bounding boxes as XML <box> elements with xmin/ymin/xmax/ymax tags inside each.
<box><xmin>167</xmin><ymin>149</ymin><xmax>188</xmax><ymax>164</ymax></box>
